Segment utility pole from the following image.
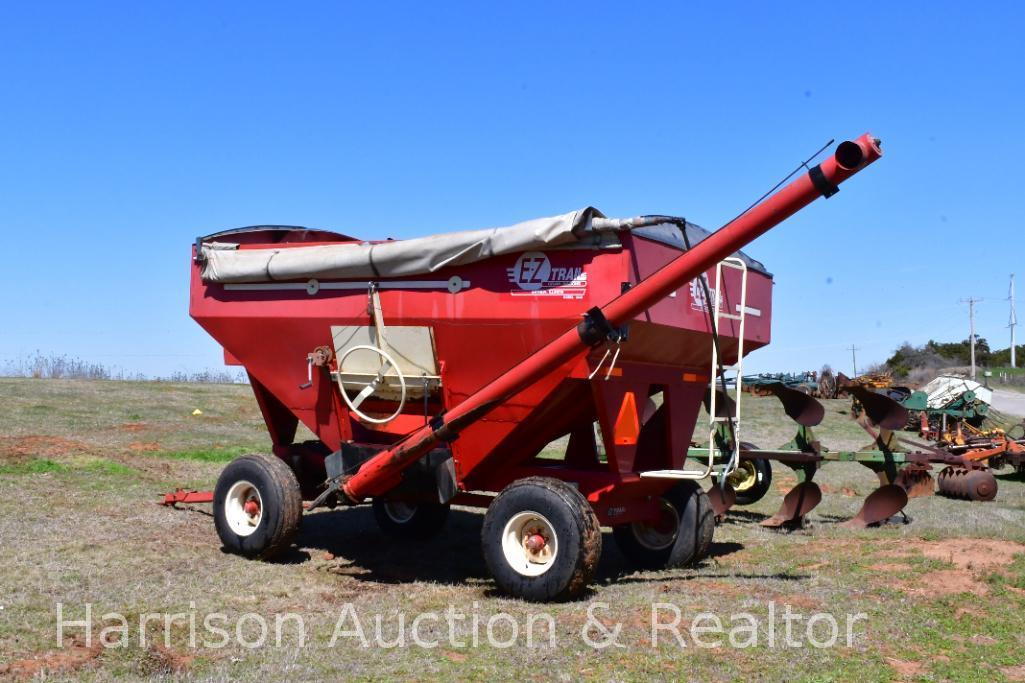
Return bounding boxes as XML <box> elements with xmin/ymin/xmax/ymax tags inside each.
<box><xmin>1010</xmin><ymin>274</ymin><xmax>1017</xmax><ymax>369</ymax></box>
<box><xmin>848</xmin><ymin>344</ymin><xmax>860</xmax><ymax>377</ymax></box>
<box><xmin>961</xmin><ymin>297</ymin><xmax>982</xmax><ymax>380</ymax></box>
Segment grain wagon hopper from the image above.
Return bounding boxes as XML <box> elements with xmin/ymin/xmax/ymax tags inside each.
<box><xmin>179</xmin><ymin>134</ymin><xmax>882</xmax><ymax>601</ymax></box>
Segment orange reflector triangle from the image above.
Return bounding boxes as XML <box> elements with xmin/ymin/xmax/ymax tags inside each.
<box><xmin>613</xmin><ymin>391</ymin><xmax>641</xmax><ymax>445</ymax></box>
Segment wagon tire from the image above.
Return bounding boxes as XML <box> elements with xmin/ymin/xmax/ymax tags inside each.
<box><xmin>482</xmin><ymin>477</ymin><xmax>601</xmax><ymax>602</ymax></box>
<box><xmin>213</xmin><ymin>454</ymin><xmax>303</xmax><ymax>560</ymax></box>
<box><xmin>372</xmin><ymin>500</ymin><xmax>450</xmax><ymax>539</ymax></box>
<box><xmin>613</xmin><ymin>480</ymin><xmax>714</xmax><ymax>570</ymax></box>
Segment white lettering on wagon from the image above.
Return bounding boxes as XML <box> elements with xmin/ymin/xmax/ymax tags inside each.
<box><xmin>689</xmin><ymin>274</ymin><xmax>722</xmax><ymax>313</ymax></box>
<box><xmin>506</xmin><ymin>251</ymin><xmax>588</xmax><ymax>299</ymax></box>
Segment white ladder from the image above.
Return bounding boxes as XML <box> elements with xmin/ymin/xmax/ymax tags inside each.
<box><xmin>640</xmin><ymin>257</ymin><xmax>750</xmax><ymax>480</ymax></box>
<box><xmin>706</xmin><ymin>257</ymin><xmax>749</xmax><ymax>480</ymax></box>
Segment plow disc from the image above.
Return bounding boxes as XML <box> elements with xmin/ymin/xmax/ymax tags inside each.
<box><xmin>895</xmin><ymin>464</ymin><xmax>934</xmax><ymax>498</ymax></box>
<box><xmin>705</xmin><ymin>388</ymin><xmax>737</xmax><ymax>418</ymax></box>
<box><xmin>706</xmin><ymin>483</ymin><xmax>737</xmax><ymax>518</ymax></box>
<box><xmin>842</xmin><ymin>484</ymin><xmax>908</xmax><ymax>528</ymax></box>
<box><xmin>766</xmin><ymin>383</ymin><xmax>825</xmax><ymax>426</ymax></box>
<box><xmin>845</xmin><ymin>386</ymin><xmax>908</xmax><ymax>429</ymax></box>
<box><xmin>936</xmin><ymin>466</ymin><xmax>997</xmax><ymax>501</ymax></box>
<box><xmin>761</xmin><ymin>481</ymin><xmax>822</xmax><ymax>528</ymax></box>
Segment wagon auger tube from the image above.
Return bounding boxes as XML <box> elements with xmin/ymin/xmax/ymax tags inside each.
<box><xmin>340</xmin><ymin>133</ymin><xmax>883</xmax><ymax>502</ymax></box>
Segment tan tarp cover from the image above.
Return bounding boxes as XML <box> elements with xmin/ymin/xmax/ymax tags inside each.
<box><xmin>201</xmin><ymin>208</ymin><xmax>602</xmax><ymax>283</ymax></box>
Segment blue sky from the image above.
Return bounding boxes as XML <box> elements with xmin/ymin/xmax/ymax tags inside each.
<box><xmin>2</xmin><ymin>2</ymin><xmax>1023</xmax><ymax>377</ymax></box>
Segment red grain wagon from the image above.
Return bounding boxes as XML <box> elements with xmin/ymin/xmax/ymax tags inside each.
<box><xmin>186</xmin><ymin>135</ymin><xmax>881</xmax><ymax>600</ymax></box>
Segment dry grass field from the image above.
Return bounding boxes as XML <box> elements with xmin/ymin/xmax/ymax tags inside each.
<box><xmin>2</xmin><ymin>377</ymin><xmax>1025</xmax><ymax>681</ymax></box>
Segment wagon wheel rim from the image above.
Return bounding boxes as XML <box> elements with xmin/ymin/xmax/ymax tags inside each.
<box><xmin>727</xmin><ymin>460</ymin><xmax>759</xmax><ymax>493</ymax></box>
<box><xmin>629</xmin><ymin>498</ymin><xmax>680</xmax><ymax>551</ymax></box>
<box><xmin>336</xmin><ymin>344</ymin><xmax>407</xmax><ymax>425</ymax></box>
<box><xmin>501</xmin><ymin>511</ymin><xmax>559</xmax><ymax>576</ymax></box>
<box><xmin>225</xmin><ymin>480</ymin><xmax>263</xmax><ymax>537</ymax></box>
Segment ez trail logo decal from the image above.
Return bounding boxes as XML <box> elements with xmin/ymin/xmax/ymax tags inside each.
<box><xmin>507</xmin><ymin>251</ymin><xmax>588</xmax><ymax>299</ymax></box>
<box><xmin>689</xmin><ymin>274</ymin><xmax>721</xmax><ymax>312</ymax></box>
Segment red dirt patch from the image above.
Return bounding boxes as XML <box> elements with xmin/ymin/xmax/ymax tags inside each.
<box><xmin>904</xmin><ymin>538</ymin><xmax>1025</xmax><ymax>572</ymax></box>
<box><xmin>0</xmin><ymin>435</ymin><xmax>90</xmax><ymax>463</ymax></box>
<box><xmin>774</xmin><ymin>474</ymin><xmax>798</xmax><ymax>496</ymax></box>
<box><xmin>118</xmin><ymin>422</ymin><xmax>147</xmax><ymax>432</ymax></box>
<box><xmin>819</xmin><ymin>483</ymin><xmax>858</xmax><ymax>496</ymax></box>
<box><xmin>1003</xmin><ymin>664</ymin><xmax>1025</xmax><ymax>681</ymax></box>
<box><xmin>799</xmin><ymin>561</ymin><xmax>828</xmax><ymax>571</ymax></box>
<box><xmin>954</xmin><ymin>606</ymin><xmax>985</xmax><ymax>619</ymax></box>
<box><xmin>885</xmin><ymin>657</ymin><xmax>924</xmax><ymax>679</ymax></box>
<box><xmin>902</xmin><ymin>569</ymin><xmax>989</xmax><ymax>597</ymax></box>
<box><xmin>146</xmin><ymin>643</ymin><xmax>194</xmax><ymax>674</ymax></box>
<box><xmin>129</xmin><ymin>441</ymin><xmax>161</xmax><ymax>452</ymax></box>
<box><xmin>766</xmin><ymin>593</ymin><xmax>823</xmax><ymax>610</ymax></box>
<box><xmin>0</xmin><ymin>635</ymin><xmax>102</xmax><ymax>679</ymax></box>
<box><xmin>876</xmin><ymin>537</ymin><xmax>1025</xmax><ymax>598</ymax></box>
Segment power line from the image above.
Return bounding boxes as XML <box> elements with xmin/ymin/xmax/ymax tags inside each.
<box><xmin>848</xmin><ymin>344</ymin><xmax>860</xmax><ymax>376</ymax></box>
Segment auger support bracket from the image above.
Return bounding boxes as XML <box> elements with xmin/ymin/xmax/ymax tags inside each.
<box><xmin>577</xmin><ymin>307</ymin><xmax>629</xmax><ymax>347</ymax></box>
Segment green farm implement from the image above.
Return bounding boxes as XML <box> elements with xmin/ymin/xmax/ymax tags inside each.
<box><xmin>701</xmin><ymin>382</ymin><xmax>988</xmax><ymax>527</ymax></box>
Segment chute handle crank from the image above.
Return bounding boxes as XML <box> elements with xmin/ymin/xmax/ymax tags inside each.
<box><xmin>299</xmin><ymin>346</ymin><xmax>334</xmax><ymax>390</ymax></box>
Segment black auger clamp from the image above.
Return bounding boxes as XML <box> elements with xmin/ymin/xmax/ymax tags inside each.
<box><xmin>577</xmin><ymin>307</ymin><xmax>629</xmax><ymax>347</ymax></box>
<box><xmin>808</xmin><ymin>164</ymin><xmax>839</xmax><ymax>198</ymax></box>
<box><xmin>429</xmin><ymin>412</ymin><xmax>458</xmax><ymax>443</ymax></box>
